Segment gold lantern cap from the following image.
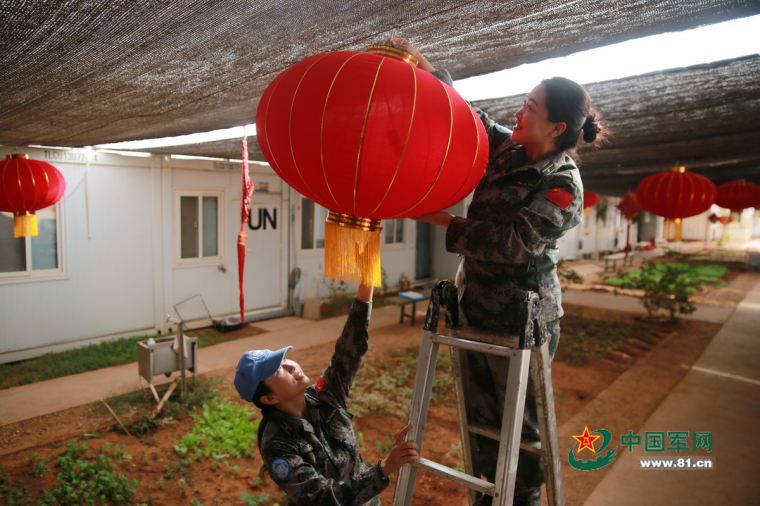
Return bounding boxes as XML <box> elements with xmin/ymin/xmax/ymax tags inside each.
<box><xmin>365</xmin><ymin>45</ymin><xmax>419</xmax><ymax>67</ymax></box>
<box><xmin>6</xmin><ymin>154</ymin><xmax>29</xmax><ymax>160</ymax></box>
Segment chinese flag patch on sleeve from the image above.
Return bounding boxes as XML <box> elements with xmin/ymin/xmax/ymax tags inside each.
<box><xmin>316</xmin><ymin>377</ymin><xmax>326</xmax><ymax>392</ymax></box>
<box><xmin>545</xmin><ymin>187</ymin><xmax>574</xmax><ymax>210</ymax></box>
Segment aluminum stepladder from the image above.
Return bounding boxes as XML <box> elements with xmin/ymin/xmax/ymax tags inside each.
<box><xmin>393</xmin><ymin>281</ymin><xmax>563</xmax><ymax>506</ymax></box>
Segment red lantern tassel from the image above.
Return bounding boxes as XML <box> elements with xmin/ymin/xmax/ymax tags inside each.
<box><xmin>324</xmin><ymin>212</ymin><xmax>382</xmax><ymax>286</ymax></box>
<box><xmin>13</xmin><ymin>211</ymin><xmax>38</xmax><ymax>238</ymax></box>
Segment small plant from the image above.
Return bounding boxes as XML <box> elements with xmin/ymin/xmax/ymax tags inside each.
<box><xmin>374</xmin><ymin>436</ymin><xmax>392</xmax><ymax>454</ymax></box>
<box><xmin>1</xmin><ymin>481</ymin><xmax>30</xmax><ymax>506</ymax></box>
<box><xmin>557</xmin><ymin>259</ymin><xmax>583</xmax><ymax>288</ymax></box>
<box><xmin>83</xmin><ymin>424</ymin><xmax>103</xmax><ymax>438</ymax></box>
<box><xmin>218</xmin><ymin>461</ymin><xmax>241</xmax><ymax>479</ymax></box>
<box><xmin>26</xmin><ymin>452</ymin><xmax>50</xmax><ymax>478</ymax></box>
<box><xmin>240</xmin><ymin>492</ymin><xmax>274</xmax><ymax>506</ymax></box>
<box><xmin>163</xmin><ymin>456</ymin><xmax>193</xmax><ymax>479</ymax></box>
<box><xmin>445</xmin><ymin>442</ymin><xmax>465</xmax><ymax>472</ymax></box>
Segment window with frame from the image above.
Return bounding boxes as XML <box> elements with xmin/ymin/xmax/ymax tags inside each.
<box><xmin>300</xmin><ymin>197</ymin><xmax>327</xmax><ymax>250</ymax></box>
<box><xmin>177</xmin><ymin>192</ymin><xmax>222</xmax><ymax>263</ymax></box>
<box><xmin>384</xmin><ymin>218</ymin><xmax>405</xmax><ymax>245</ymax></box>
<box><xmin>0</xmin><ymin>205</ymin><xmax>64</xmax><ymax>280</ymax></box>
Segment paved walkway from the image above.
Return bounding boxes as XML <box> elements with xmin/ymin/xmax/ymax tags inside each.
<box><xmin>581</xmin><ymin>273</ymin><xmax>760</xmax><ymax>506</ymax></box>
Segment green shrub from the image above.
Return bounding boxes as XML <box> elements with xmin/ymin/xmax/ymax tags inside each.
<box><xmin>604</xmin><ymin>262</ymin><xmax>724</xmax><ymax>321</ymax></box>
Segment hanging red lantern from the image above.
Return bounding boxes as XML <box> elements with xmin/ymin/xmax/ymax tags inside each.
<box><xmin>636</xmin><ymin>167</ymin><xmax>716</xmax><ymax>241</ymax></box>
<box><xmin>582</xmin><ymin>190</ymin><xmax>599</xmax><ymax>217</ymax></box>
<box><xmin>614</xmin><ymin>190</ymin><xmax>642</xmax><ymax>257</ymax></box>
<box><xmin>0</xmin><ymin>154</ymin><xmax>66</xmax><ymax>237</ymax></box>
<box><xmin>257</xmin><ymin>46</ymin><xmax>488</xmax><ymax>285</ymax></box>
<box><xmin>616</xmin><ymin>190</ymin><xmax>642</xmax><ymax>220</ymax></box>
<box><xmin>715</xmin><ymin>179</ymin><xmax>760</xmax><ymax>212</ymax></box>
<box><xmin>583</xmin><ymin>190</ymin><xmax>599</xmax><ymax>208</ymax></box>
<box><xmin>708</xmin><ymin>213</ymin><xmax>720</xmax><ymax>224</ymax></box>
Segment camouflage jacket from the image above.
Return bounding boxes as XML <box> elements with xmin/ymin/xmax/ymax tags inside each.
<box><xmin>260</xmin><ymin>299</ymin><xmax>390</xmax><ymax>506</ymax></box>
<box><xmin>434</xmin><ymin>70</ymin><xmax>584</xmax><ymax>332</ymax></box>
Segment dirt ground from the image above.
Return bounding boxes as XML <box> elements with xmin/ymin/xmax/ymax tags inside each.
<box><xmin>0</xmin><ymin>261</ymin><xmax>752</xmax><ymax>506</ymax></box>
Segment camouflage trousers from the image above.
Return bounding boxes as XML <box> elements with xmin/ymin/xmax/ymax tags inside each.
<box><xmin>460</xmin><ymin>319</ymin><xmax>560</xmax><ymax>506</ymax></box>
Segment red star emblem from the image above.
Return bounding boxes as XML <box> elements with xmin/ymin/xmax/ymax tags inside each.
<box><xmin>572</xmin><ymin>426</ymin><xmax>601</xmax><ymax>453</ymax></box>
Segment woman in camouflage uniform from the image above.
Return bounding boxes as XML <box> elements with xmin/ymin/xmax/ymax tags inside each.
<box><xmin>394</xmin><ymin>38</ymin><xmax>607</xmax><ymax>506</ymax></box>
<box><xmin>234</xmin><ymin>281</ymin><xmax>419</xmax><ymax>505</ymax></box>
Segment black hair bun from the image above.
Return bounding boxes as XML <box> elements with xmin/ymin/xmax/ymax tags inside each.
<box><xmin>582</xmin><ymin>114</ymin><xmax>601</xmax><ymax>143</ymax></box>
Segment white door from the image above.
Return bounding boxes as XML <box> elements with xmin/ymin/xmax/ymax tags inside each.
<box><xmin>244</xmin><ymin>194</ymin><xmax>285</xmax><ymax>310</ymax></box>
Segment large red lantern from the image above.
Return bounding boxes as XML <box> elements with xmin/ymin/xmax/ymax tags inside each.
<box><xmin>0</xmin><ymin>154</ymin><xmax>66</xmax><ymax>237</ymax></box>
<box><xmin>257</xmin><ymin>46</ymin><xmax>488</xmax><ymax>284</ymax></box>
<box><xmin>715</xmin><ymin>180</ymin><xmax>760</xmax><ymax>213</ymax></box>
<box><xmin>637</xmin><ymin>167</ymin><xmax>716</xmax><ymax>241</ymax></box>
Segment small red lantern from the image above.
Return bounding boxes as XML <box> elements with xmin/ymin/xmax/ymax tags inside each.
<box><xmin>0</xmin><ymin>154</ymin><xmax>66</xmax><ymax>237</ymax></box>
<box><xmin>637</xmin><ymin>167</ymin><xmax>716</xmax><ymax>241</ymax></box>
<box><xmin>715</xmin><ymin>180</ymin><xmax>760</xmax><ymax>213</ymax></box>
<box><xmin>616</xmin><ymin>190</ymin><xmax>642</xmax><ymax>220</ymax></box>
<box><xmin>582</xmin><ymin>190</ymin><xmax>599</xmax><ymax>216</ymax></box>
<box><xmin>257</xmin><ymin>46</ymin><xmax>488</xmax><ymax>284</ymax></box>
<box><xmin>583</xmin><ymin>190</ymin><xmax>599</xmax><ymax>208</ymax></box>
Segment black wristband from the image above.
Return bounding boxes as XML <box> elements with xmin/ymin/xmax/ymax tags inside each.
<box><xmin>377</xmin><ymin>460</ymin><xmax>384</xmax><ymax>478</ymax></box>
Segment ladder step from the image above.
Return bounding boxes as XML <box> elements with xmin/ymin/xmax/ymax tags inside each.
<box><xmin>466</xmin><ymin>423</ymin><xmax>543</xmax><ymax>455</ymax></box>
<box><xmin>430</xmin><ymin>333</ymin><xmax>519</xmax><ymax>358</ymax></box>
<box><xmin>411</xmin><ymin>457</ymin><xmax>495</xmax><ymax>496</ymax></box>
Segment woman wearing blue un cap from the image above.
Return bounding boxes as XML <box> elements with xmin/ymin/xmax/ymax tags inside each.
<box><xmin>235</xmin><ymin>259</ymin><xmax>418</xmax><ymax>505</ymax></box>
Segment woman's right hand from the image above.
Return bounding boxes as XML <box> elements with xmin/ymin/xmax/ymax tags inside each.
<box><xmin>381</xmin><ymin>425</ymin><xmax>419</xmax><ymax>476</ymax></box>
<box><xmin>388</xmin><ymin>36</ymin><xmax>435</xmax><ymax>73</ymax></box>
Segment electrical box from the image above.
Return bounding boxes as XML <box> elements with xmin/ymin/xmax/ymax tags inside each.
<box><xmin>137</xmin><ymin>336</ymin><xmax>197</xmax><ymax>400</ymax></box>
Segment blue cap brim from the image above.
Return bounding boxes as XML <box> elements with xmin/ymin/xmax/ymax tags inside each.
<box><xmin>261</xmin><ymin>346</ymin><xmax>292</xmax><ymax>381</ymax></box>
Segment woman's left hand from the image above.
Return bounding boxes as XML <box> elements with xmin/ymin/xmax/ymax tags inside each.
<box><xmin>388</xmin><ymin>36</ymin><xmax>435</xmax><ymax>73</ymax></box>
<box><xmin>410</xmin><ymin>211</ymin><xmax>454</xmax><ymax>228</ymax></box>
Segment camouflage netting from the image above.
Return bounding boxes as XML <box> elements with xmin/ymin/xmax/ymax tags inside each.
<box><xmin>1</xmin><ymin>0</ymin><xmax>759</xmax><ymax>194</ymax></box>
<box><xmin>473</xmin><ymin>56</ymin><xmax>760</xmax><ymax>195</ymax></box>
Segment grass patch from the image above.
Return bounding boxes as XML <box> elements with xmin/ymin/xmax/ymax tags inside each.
<box><xmin>556</xmin><ymin>313</ymin><xmax>660</xmax><ymax>366</ymax></box>
<box><xmin>175</xmin><ymin>397</ymin><xmax>259</xmax><ymax>459</ymax></box>
<box><xmin>605</xmin><ymin>262</ymin><xmax>728</xmax><ymax>289</ymax></box>
<box><xmin>0</xmin><ymin>333</ymin><xmax>159</xmax><ymax>390</ymax></box>
<box><xmin>0</xmin><ymin>325</ymin><xmax>258</xmax><ymax>391</ymax></box>
<box><xmin>350</xmin><ymin>342</ymin><xmax>455</xmax><ymax>418</ymax></box>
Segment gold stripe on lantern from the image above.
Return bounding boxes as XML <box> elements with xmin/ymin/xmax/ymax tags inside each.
<box><xmin>324</xmin><ymin>211</ymin><xmax>382</xmax><ymax>286</ymax></box>
<box><xmin>365</xmin><ymin>45</ymin><xmax>419</xmax><ymax>67</ymax></box>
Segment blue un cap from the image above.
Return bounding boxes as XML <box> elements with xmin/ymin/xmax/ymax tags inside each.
<box><xmin>234</xmin><ymin>346</ymin><xmax>292</xmax><ymax>402</ymax></box>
